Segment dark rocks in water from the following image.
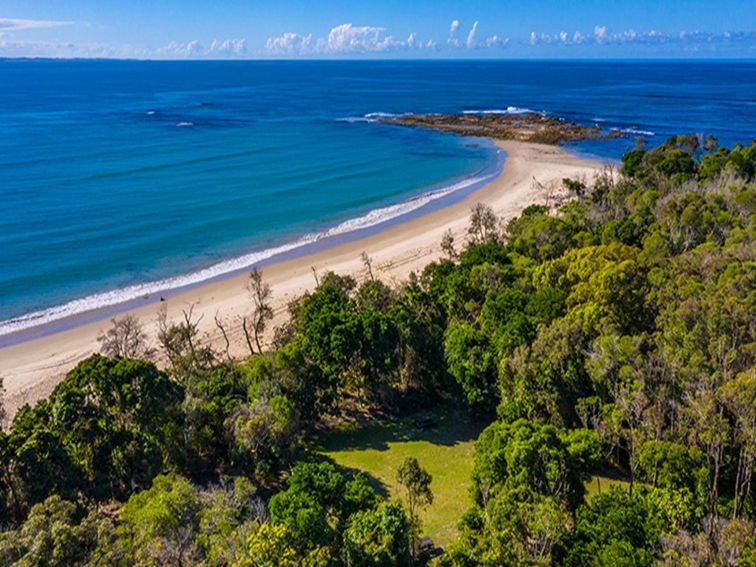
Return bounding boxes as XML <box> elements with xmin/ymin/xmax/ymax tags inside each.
<box><xmin>379</xmin><ymin>112</ymin><xmax>625</xmax><ymax>145</ymax></box>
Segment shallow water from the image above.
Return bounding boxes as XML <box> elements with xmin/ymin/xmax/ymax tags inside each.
<box><xmin>1</xmin><ymin>59</ymin><xmax>754</xmax><ymax>333</ymax></box>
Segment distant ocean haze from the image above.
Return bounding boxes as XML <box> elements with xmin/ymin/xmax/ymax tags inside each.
<box><xmin>0</xmin><ymin>59</ymin><xmax>754</xmax><ymax>333</ymax></box>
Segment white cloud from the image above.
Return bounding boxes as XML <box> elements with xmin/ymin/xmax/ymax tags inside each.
<box><xmin>447</xmin><ymin>19</ymin><xmax>462</xmax><ymax>46</ymax></box>
<box><xmin>0</xmin><ymin>17</ymin><xmax>73</xmax><ymax>33</ymax></box>
<box><xmin>209</xmin><ymin>38</ymin><xmax>246</xmax><ymax>56</ymax></box>
<box><xmin>0</xmin><ymin>38</ymin><xmax>148</xmax><ymax>58</ymax></box>
<box><xmin>155</xmin><ymin>40</ymin><xmax>203</xmax><ymax>57</ymax></box>
<box><xmin>484</xmin><ymin>35</ymin><xmax>509</xmax><ymax>48</ymax></box>
<box><xmin>266</xmin><ymin>23</ymin><xmax>434</xmax><ymax>55</ymax></box>
<box><xmin>265</xmin><ymin>32</ymin><xmax>312</xmax><ymax>55</ymax></box>
<box><xmin>466</xmin><ymin>21</ymin><xmax>478</xmax><ymax>48</ymax></box>
<box><xmin>151</xmin><ymin>38</ymin><xmax>249</xmax><ymax>59</ymax></box>
<box><xmin>317</xmin><ymin>23</ymin><xmax>403</xmax><ymax>53</ymax></box>
<box><xmin>522</xmin><ymin>26</ymin><xmax>755</xmax><ymax>50</ymax></box>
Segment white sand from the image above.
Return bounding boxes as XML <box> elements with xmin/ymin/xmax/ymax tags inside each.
<box><xmin>0</xmin><ymin>140</ymin><xmax>604</xmax><ymax>424</ymax></box>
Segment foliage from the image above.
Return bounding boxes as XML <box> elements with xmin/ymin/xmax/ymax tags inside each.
<box><xmin>342</xmin><ymin>503</ymin><xmax>412</xmax><ymax>567</ymax></box>
<box><xmin>1</xmin><ymin>136</ymin><xmax>754</xmax><ymax>565</ymax></box>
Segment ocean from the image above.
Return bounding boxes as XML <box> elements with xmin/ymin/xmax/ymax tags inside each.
<box><xmin>1</xmin><ymin>59</ymin><xmax>754</xmax><ymax>336</ymax></box>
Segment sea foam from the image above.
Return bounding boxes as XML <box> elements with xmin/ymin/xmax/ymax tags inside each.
<box><xmin>612</xmin><ymin>127</ymin><xmax>656</xmax><ymax>136</ymax></box>
<box><xmin>462</xmin><ymin>107</ymin><xmax>544</xmax><ymax>116</ymax></box>
<box><xmin>0</xmin><ymin>155</ymin><xmax>501</xmax><ymax>338</ymax></box>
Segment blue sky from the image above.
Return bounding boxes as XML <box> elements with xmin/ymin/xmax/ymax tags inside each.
<box><xmin>1</xmin><ymin>0</ymin><xmax>754</xmax><ymax>59</ymax></box>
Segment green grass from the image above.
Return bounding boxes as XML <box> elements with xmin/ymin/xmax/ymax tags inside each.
<box><xmin>310</xmin><ymin>408</ymin><xmax>485</xmax><ymax>547</ymax></box>
<box><xmin>584</xmin><ymin>475</ymin><xmax>631</xmax><ymax>499</ymax></box>
<box><xmin>311</xmin><ymin>409</ymin><xmax>631</xmax><ymax>546</ymax></box>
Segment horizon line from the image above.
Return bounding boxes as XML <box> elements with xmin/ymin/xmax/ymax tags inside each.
<box><xmin>3</xmin><ymin>55</ymin><xmax>756</xmax><ymax>63</ymax></box>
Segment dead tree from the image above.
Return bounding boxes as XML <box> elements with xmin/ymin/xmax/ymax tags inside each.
<box><xmin>440</xmin><ymin>228</ymin><xmax>457</xmax><ymax>260</ymax></box>
<box><xmin>243</xmin><ymin>268</ymin><xmax>273</xmax><ymax>355</ymax></box>
<box><xmin>468</xmin><ymin>203</ymin><xmax>500</xmax><ymax>245</ymax></box>
<box><xmin>0</xmin><ymin>377</ymin><xmax>6</xmax><ymax>427</ymax></box>
<box><xmin>157</xmin><ymin>303</ymin><xmax>213</xmax><ymax>379</ymax></box>
<box><xmin>214</xmin><ymin>311</ymin><xmax>233</xmax><ymax>361</ymax></box>
<box><xmin>360</xmin><ymin>251</ymin><xmax>375</xmax><ymax>281</ymax></box>
<box><xmin>97</xmin><ymin>314</ymin><xmax>154</xmax><ymax>359</ymax></box>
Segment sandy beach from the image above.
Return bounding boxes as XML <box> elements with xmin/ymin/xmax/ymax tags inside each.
<box><xmin>0</xmin><ymin>140</ymin><xmax>604</xmax><ymax>424</ymax></box>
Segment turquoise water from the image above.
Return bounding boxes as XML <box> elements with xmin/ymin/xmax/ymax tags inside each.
<box><xmin>1</xmin><ymin>60</ymin><xmax>754</xmax><ymax>336</ymax></box>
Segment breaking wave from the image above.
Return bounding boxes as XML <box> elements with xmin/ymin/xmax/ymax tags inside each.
<box><xmin>0</xmin><ymin>151</ymin><xmax>502</xmax><ymax>338</ymax></box>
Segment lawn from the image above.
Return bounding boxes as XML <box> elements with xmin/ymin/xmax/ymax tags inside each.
<box><xmin>584</xmin><ymin>474</ymin><xmax>631</xmax><ymax>499</ymax></box>
<box><xmin>310</xmin><ymin>409</ymin><xmax>630</xmax><ymax>547</ymax></box>
<box><xmin>310</xmin><ymin>408</ymin><xmax>485</xmax><ymax>547</ymax></box>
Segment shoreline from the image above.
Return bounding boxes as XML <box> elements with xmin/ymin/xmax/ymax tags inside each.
<box><xmin>0</xmin><ymin>140</ymin><xmax>604</xmax><ymax>424</ymax></box>
<box><xmin>0</xmin><ymin>139</ymin><xmax>503</xmax><ymax>345</ymax></box>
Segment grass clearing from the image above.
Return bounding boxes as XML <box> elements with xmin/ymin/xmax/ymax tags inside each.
<box><xmin>584</xmin><ymin>474</ymin><xmax>631</xmax><ymax>499</ymax></box>
<box><xmin>310</xmin><ymin>408</ymin><xmax>485</xmax><ymax>547</ymax></box>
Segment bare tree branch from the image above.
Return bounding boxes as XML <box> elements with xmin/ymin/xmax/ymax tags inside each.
<box><xmin>214</xmin><ymin>311</ymin><xmax>232</xmax><ymax>361</ymax></box>
<box><xmin>360</xmin><ymin>251</ymin><xmax>375</xmax><ymax>281</ymax></box>
<box><xmin>97</xmin><ymin>314</ymin><xmax>154</xmax><ymax>359</ymax></box>
<box><xmin>247</xmin><ymin>268</ymin><xmax>273</xmax><ymax>355</ymax></box>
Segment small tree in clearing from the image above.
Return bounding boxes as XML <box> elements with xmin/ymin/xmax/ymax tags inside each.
<box><xmin>397</xmin><ymin>456</ymin><xmax>433</xmax><ymax>553</ymax></box>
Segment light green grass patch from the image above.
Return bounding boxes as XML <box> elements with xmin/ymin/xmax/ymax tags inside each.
<box><xmin>312</xmin><ymin>409</ymin><xmax>484</xmax><ymax>547</ymax></box>
<box><xmin>584</xmin><ymin>475</ymin><xmax>631</xmax><ymax>499</ymax></box>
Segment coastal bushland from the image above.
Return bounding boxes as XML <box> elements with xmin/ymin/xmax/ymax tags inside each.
<box><xmin>0</xmin><ymin>134</ymin><xmax>754</xmax><ymax>565</ymax></box>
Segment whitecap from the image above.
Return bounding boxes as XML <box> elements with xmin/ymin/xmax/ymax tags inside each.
<box><xmin>338</xmin><ymin>112</ymin><xmax>414</xmax><ymax>124</ymax></box>
<box><xmin>462</xmin><ymin>106</ymin><xmax>544</xmax><ymax>116</ymax></box>
<box><xmin>612</xmin><ymin>127</ymin><xmax>655</xmax><ymax>136</ymax></box>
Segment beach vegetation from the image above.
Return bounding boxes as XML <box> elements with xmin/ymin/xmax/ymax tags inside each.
<box><xmin>98</xmin><ymin>314</ymin><xmax>155</xmax><ymax>359</ymax></box>
<box><xmin>242</xmin><ymin>268</ymin><xmax>273</xmax><ymax>356</ymax></box>
<box><xmin>440</xmin><ymin>228</ymin><xmax>457</xmax><ymax>260</ymax></box>
<box><xmin>0</xmin><ymin>136</ymin><xmax>754</xmax><ymax>565</ymax></box>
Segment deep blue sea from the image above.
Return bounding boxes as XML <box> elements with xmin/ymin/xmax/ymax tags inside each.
<box><xmin>1</xmin><ymin>60</ymin><xmax>755</xmax><ymax>336</ymax></box>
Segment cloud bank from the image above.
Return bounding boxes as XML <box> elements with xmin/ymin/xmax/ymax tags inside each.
<box><xmin>266</xmin><ymin>23</ymin><xmax>435</xmax><ymax>55</ymax></box>
<box><xmin>0</xmin><ymin>17</ymin><xmax>73</xmax><ymax>33</ymax></box>
<box><xmin>0</xmin><ymin>34</ymin><xmax>248</xmax><ymax>59</ymax></box>
<box><xmin>1</xmin><ymin>14</ymin><xmax>752</xmax><ymax>59</ymax></box>
<box><xmin>525</xmin><ymin>25</ymin><xmax>755</xmax><ymax>48</ymax></box>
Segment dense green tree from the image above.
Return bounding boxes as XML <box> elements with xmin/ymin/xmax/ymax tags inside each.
<box><xmin>342</xmin><ymin>502</ymin><xmax>412</xmax><ymax>567</ymax></box>
<box><xmin>49</xmin><ymin>355</ymin><xmax>183</xmax><ymax>501</ymax></box>
<box><xmin>559</xmin><ymin>488</ymin><xmax>661</xmax><ymax>567</ymax></box>
<box><xmin>1</xmin><ymin>403</ymin><xmax>82</xmax><ymax>523</ymax></box>
<box><xmin>472</xmin><ymin>418</ymin><xmax>585</xmax><ymax>512</ymax></box>
<box><xmin>0</xmin><ymin>495</ymin><xmax>99</xmax><ymax>566</ymax></box>
<box><xmin>389</xmin><ymin>280</ymin><xmax>449</xmax><ymax>395</ymax></box>
<box><xmin>268</xmin><ymin>462</ymin><xmax>378</xmax><ymax>557</ymax></box>
<box><xmin>99</xmin><ymin>473</ymin><xmax>261</xmax><ymax>566</ymax></box>
<box><xmin>444</xmin><ymin>322</ymin><xmax>498</xmax><ymax>413</ymax></box>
